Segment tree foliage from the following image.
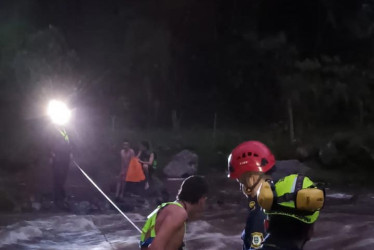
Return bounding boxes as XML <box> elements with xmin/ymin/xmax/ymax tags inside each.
<box><xmin>2</xmin><ymin>0</ymin><xmax>374</xmax><ymax>130</ymax></box>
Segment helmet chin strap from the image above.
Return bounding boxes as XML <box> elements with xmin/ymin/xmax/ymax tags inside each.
<box><xmin>244</xmin><ymin>174</ymin><xmax>264</xmax><ymax>195</ymax></box>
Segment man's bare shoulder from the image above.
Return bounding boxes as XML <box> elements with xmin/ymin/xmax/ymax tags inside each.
<box><xmin>160</xmin><ymin>203</ymin><xmax>188</xmax><ymax>223</ymax></box>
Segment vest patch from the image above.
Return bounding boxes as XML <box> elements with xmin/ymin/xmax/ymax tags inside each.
<box><xmin>249</xmin><ymin>201</ymin><xmax>256</xmax><ymax>210</ymax></box>
<box><xmin>251</xmin><ymin>232</ymin><xmax>264</xmax><ymax>248</ymax></box>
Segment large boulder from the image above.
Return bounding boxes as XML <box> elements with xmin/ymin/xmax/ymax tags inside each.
<box><xmin>344</xmin><ymin>142</ymin><xmax>374</xmax><ymax>168</ymax></box>
<box><xmin>163</xmin><ymin>150</ymin><xmax>198</xmax><ymax>178</ymax></box>
<box><xmin>273</xmin><ymin>160</ymin><xmax>310</xmax><ymax>182</ymax></box>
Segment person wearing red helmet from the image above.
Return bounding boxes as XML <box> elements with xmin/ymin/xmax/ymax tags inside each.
<box><xmin>227</xmin><ymin>141</ymin><xmax>277</xmax><ymax>250</ymax></box>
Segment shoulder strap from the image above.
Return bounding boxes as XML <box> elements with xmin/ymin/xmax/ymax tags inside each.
<box><xmin>140</xmin><ymin>201</ymin><xmax>184</xmax><ymax>241</ymax></box>
<box><xmin>166</xmin><ymin>201</ymin><xmax>183</xmax><ymax>208</ymax></box>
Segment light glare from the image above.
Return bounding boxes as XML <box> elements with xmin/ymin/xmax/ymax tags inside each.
<box><xmin>47</xmin><ymin>100</ymin><xmax>71</xmax><ymax>125</ymax></box>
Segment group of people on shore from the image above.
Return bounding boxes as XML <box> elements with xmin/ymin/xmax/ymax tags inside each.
<box><xmin>49</xmin><ymin>130</ymin><xmax>156</xmax><ymax>207</ymax></box>
<box><xmin>139</xmin><ymin>141</ymin><xmax>325</xmax><ymax>250</ymax></box>
<box><xmin>115</xmin><ymin>139</ymin><xmax>156</xmax><ymax>200</ymax></box>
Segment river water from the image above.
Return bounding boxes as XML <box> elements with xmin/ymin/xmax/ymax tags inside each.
<box><xmin>1</xmin><ymin>191</ymin><xmax>373</xmax><ymax>250</ymax></box>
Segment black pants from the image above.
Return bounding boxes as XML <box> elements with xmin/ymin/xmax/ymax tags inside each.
<box><xmin>53</xmin><ymin>159</ymin><xmax>70</xmax><ymax>203</ymax></box>
<box><xmin>148</xmin><ymin>166</ymin><xmax>154</xmax><ymax>182</ymax></box>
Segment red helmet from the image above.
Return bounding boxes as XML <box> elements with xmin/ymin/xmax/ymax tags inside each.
<box><xmin>228</xmin><ymin>141</ymin><xmax>276</xmax><ymax>179</ymax></box>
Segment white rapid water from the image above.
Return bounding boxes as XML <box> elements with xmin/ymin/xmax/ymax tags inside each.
<box><xmin>4</xmin><ymin>212</ymin><xmax>374</xmax><ymax>250</ymax></box>
<box><xmin>0</xmin><ymin>214</ymin><xmax>144</xmax><ymax>250</ymax></box>
<box><xmin>0</xmin><ymin>212</ymin><xmax>242</xmax><ymax>250</ymax></box>
<box><xmin>1</xmin><ymin>191</ymin><xmax>374</xmax><ymax>250</ymax></box>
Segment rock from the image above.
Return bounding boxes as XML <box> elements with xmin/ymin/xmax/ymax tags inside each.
<box><xmin>147</xmin><ymin>176</ymin><xmax>170</xmax><ymax>205</ymax></box>
<box><xmin>13</xmin><ymin>205</ymin><xmax>22</xmax><ymax>213</ymax></box>
<box><xmin>325</xmin><ymin>190</ymin><xmax>356</xmax><ymax>205</ymax></box>
<box><xmin>21</xmin><ymin>201</ymin><xmax>32</xmax><ymax>212</ymax></box>
<box><xmin>296</xmin><ymin>145</ymin><xmax>318</xmax><ymax>161</ymax></box>
<box><xmin>0</xmin><ymin>190</ymin><xmax>15</xmax><ymax>212</ymax></box>
<box><xmin>31</xmin><ymin>202</ymin><xmax>42</xmax><ymax>211</ymax></box>
<box><xmin>71</xmin><ymin>201</ymin><xmax>91</xmax><ymax>215</ymax></box>
<box><xmin>154</xmin><ymin>188</ymin><xmax>170</xmax><ymax>206</ymax></box>
<box><xmin>318</xmin><ymin>141</ymin><xmax>343</xmax><ymax>167</ymax></box>
<box><xmin>90</xmin><ymin>197</ymin><xmax>108</xmax><ymax>212</ymax></box>
<box><xmin>41</xmin><ymin>200</ymin><xmax>54</xmax><ymax>210</ymax></box>
<box><xmin>319</xmin><ymin>133</ymin><xmax>374</xmax><ymax>169</ymax></box>
<box><xmin>163</xmin><ymin>150</ymin><xmax>198</xmax><ymax>178</ymax></box>
<box><xmin>345</xmin><ymin>143</ymin><xmax>374</xmax><ymax>168</ymax></box>
<box><xmin>117</xmin><ymin>201</ymin><xmax>134</xmax><ymax>212</ymax></box>
<box><xmin>148</xmin><ymin>176</ymin><xmax>165</xmax><ymax>195</ymax></box>
<box><xmin>273</xmin><ymin>160</ymin><xmax>310</xmax><ymax>182</ymax></box>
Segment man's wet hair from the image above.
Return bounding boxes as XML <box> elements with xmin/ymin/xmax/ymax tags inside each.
<box><xmin>177</xmin><ymin>175</ymin><xmax>208</xmax><ymax>204</ymax></box>
<box><xmin>267</xmin><ymin>215</ymin><xmax>313</xmax><ymax>241</ymax></box>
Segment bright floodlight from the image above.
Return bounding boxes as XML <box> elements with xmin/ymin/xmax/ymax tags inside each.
<box><xmin>47</xmin><ymin>100</ymin><xmax>71</xmax><ymax>125</ymax></box>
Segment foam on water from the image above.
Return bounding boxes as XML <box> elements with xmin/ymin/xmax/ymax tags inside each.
<box><xmin>124</xmin><ymin>213</ymin><xmax>146</xmax><ymax>222</ymax></box>
<box><xmin>0</xmin><ymin>225</ymin><xmax>43</xmax><ymax>245</ymax></box>
<box><xmin>0</xmin><ymin>214</ymin><xmax>124</xmax><ymax>249</ymax></box>
<box><xmin>326</xmin><ymin>192</ymin><xmax>353</xmax><ymax>199</ymax></box>
<box><xmin>31</xmin><ymin>215</ymin><xmax>97</xmax><ymax>232</ymax></box>
<box><xmin>186</xmin><ymin>220</ymin><xmax>242</xmax><ymax>250</ymax></box>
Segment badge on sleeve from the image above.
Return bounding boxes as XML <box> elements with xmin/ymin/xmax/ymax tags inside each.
<box><xmin>251</xmin><ymin>232</ymin><xmax>264</xmax><ymax>248</ymax></box>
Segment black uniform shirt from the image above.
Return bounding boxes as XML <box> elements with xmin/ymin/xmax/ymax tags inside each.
<box><xmin>242</xmin><ymin>196</ymin><xmax>267</xmax><ymax>250</ymax></box>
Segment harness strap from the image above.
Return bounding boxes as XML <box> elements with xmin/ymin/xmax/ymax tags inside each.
<box><xmin>276</xmin><ymin>175</ymin><xmax>305</xmax><ymax>204</ymax></box>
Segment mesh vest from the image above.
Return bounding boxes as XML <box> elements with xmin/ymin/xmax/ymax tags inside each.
<box><xmin>140</xmin><ymin>201</ymin><xmax>184</xmax><ymax>246</ymax></box>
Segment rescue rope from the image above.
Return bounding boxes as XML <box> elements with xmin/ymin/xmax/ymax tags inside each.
<box><xmin>73</xmin><ymin>161</ymin><xmax>142</xmax><ymax>233</ymax></box>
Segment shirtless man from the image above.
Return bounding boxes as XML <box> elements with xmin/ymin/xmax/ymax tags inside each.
<box><xmin>139</xmin><ymin>175</ymin><xmax>208</xmax><ymax>250</ymax></box>
<box><xmin>115</xmin><ymin>139</ymin><xmax>135</xmax><ymax>200</ymax></box>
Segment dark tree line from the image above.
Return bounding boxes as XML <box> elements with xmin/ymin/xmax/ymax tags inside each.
<box><xmin>1</xmin><ymin>0</ymin><xmax>374</xmax><ymax>131</ymax></box>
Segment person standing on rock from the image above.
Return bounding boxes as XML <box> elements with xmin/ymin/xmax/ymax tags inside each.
<box><xmin>137</xmin><ymin>141</ymin><xmax>154</xmax><ymax>190</ymax></box>
<box><xmin>115</xmin><ymin>139</ymin><xmax>135</xmax><ymax>200</ymax></box>
<box><xmin>139</xmin><ymin>175</ymin><xmax>208</xmax><ymax>250</ymax></box>
<box><xmin>227</xmin><ymin>141</ymin><xmax>298</xmax><ymax>250</ymax></box>
<box><xmin>257</xmin><ymin>174</ymin><xmax>325</xmax><ymax>250</ymax></box>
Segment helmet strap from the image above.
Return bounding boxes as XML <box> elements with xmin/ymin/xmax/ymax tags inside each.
<box><xmin>245</xmin><ymin>173</ymin><xmax>264</xmax><ymax>194</ymax></box>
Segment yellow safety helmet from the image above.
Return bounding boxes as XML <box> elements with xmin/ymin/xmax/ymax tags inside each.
<box><xmin>257</xmin><ymin>174</ymin><xmax>325</xmax><ymax>224</ymax></box>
